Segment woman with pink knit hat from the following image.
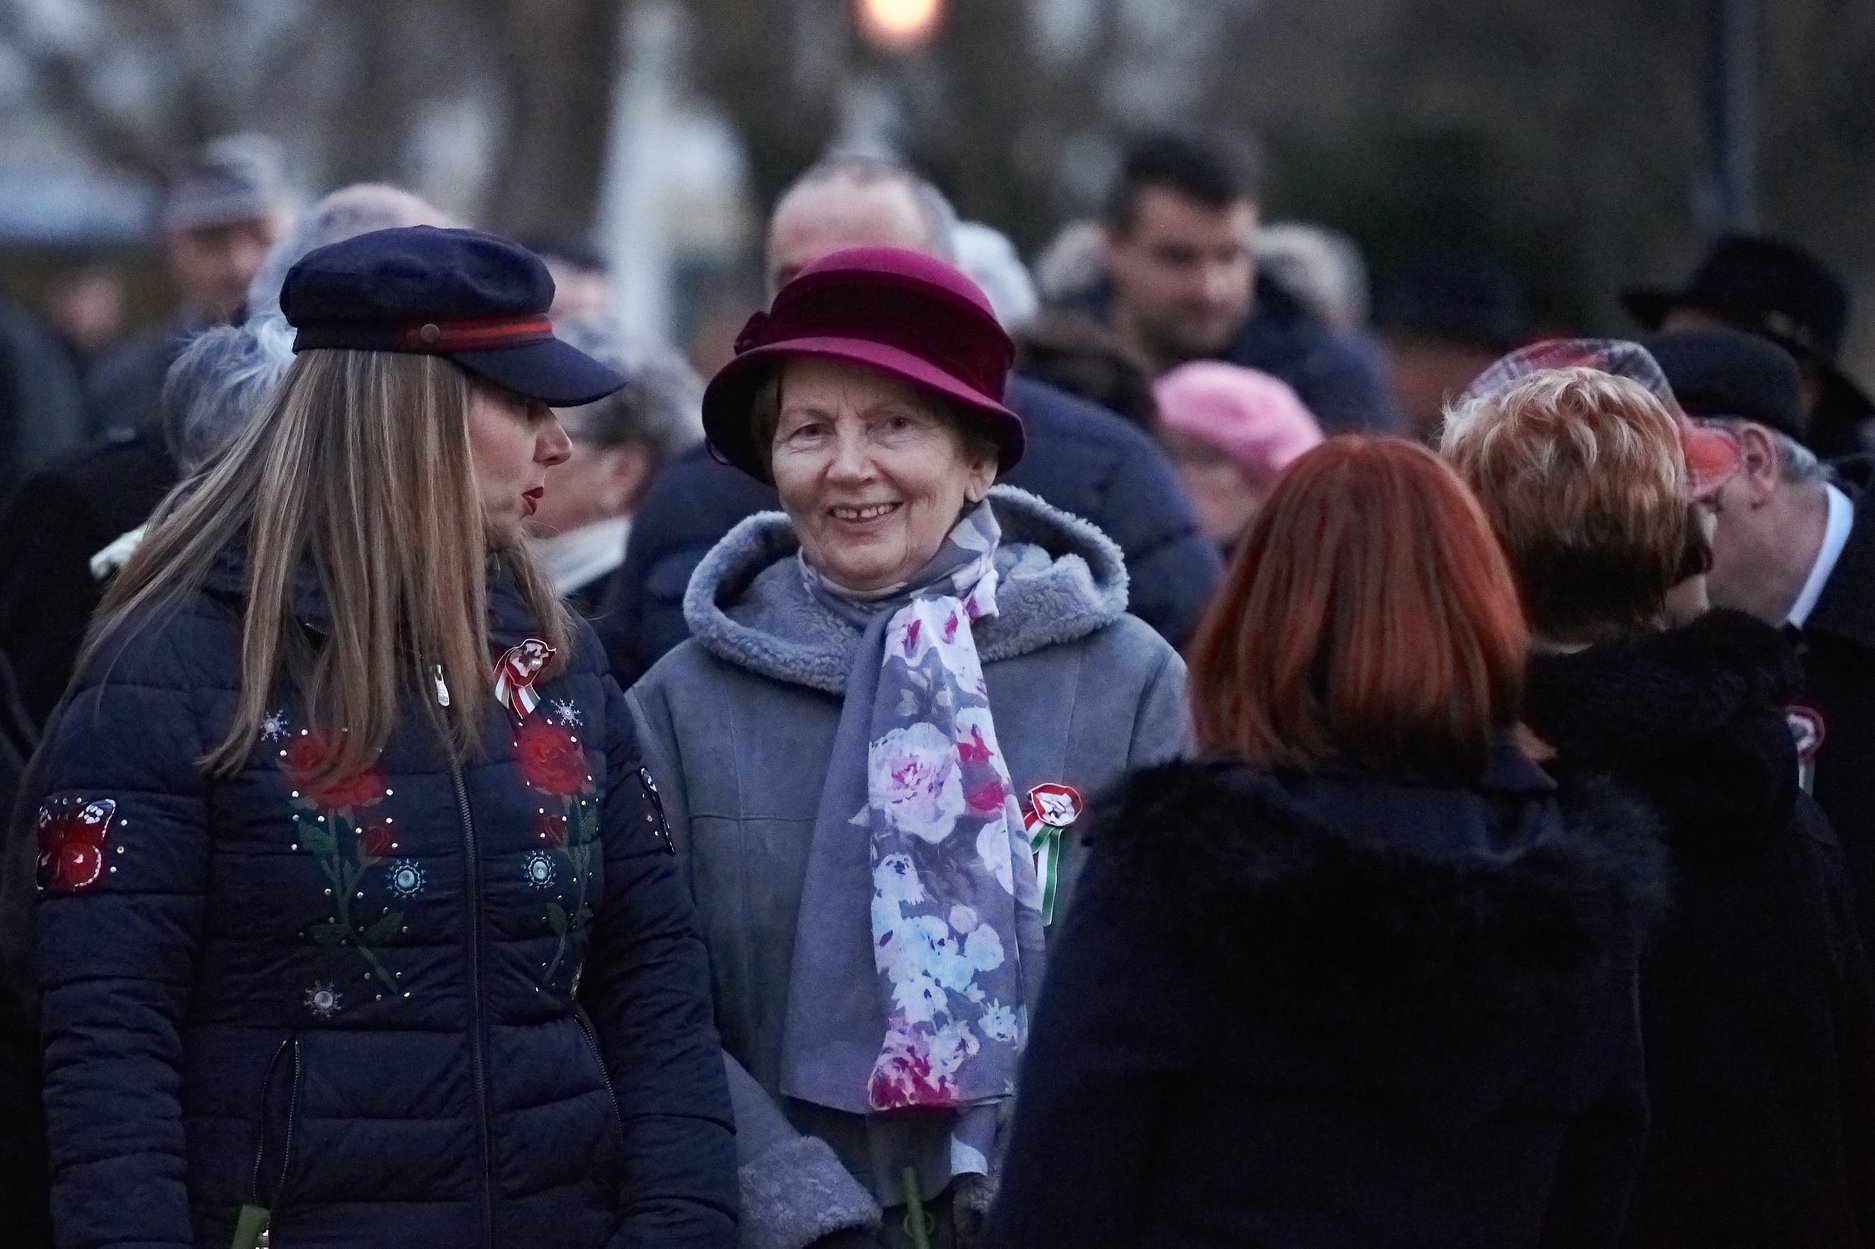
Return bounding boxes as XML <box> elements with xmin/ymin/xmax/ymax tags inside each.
<box><xmin>1154</xmin><ymin>361</ymin><xmax>1323</xmax><ymax>550</ymax></box>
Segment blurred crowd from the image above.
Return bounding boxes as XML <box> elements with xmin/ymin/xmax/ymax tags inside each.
<box><xmin>0</xmin><ymin>123</ymin><xmax>1872</xmax><ymax>1249</ymax></box>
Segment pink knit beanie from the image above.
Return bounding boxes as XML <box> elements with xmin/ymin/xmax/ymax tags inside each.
<box><xmin>1154</xmin><ymin>361</ymin><xmax>1324</xmax><ymax>479</ymax></box>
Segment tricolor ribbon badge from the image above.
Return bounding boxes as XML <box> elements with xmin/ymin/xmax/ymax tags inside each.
<box><xmin>494</xmin><ymin>638</ymin><xmax>556</xmax><ymax>721</ymax></box>
<box><xmin>1023</xmin><ymin>783</ymin><xmax>1083</xmax><ymax>926</ymax></box>
<box><xmin>1786</xmin><ymin>702</ymin><xmax>1826</xmax><ymax>795</ymax></box>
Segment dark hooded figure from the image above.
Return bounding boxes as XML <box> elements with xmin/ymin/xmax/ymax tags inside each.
<box><xmin>983</xmin><ymin>438</ymin><xmax>1663</xmax><ymax>1249</ymax></box>
<box><xmin>1446</xmin><ymin>359</ymin><xmax>1875</xmax><ymax>1249</ymax></box>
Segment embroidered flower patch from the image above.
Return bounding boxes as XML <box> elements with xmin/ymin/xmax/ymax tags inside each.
<box><xmin>35</xmin><ymin>797</ymin><xmax>117</xmax><ymax>893</ymax></box>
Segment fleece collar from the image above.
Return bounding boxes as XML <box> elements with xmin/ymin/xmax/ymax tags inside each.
<box><xmin>682</xmin><ymin>485</ymin><xmax>1130</xmax><ymax>692</ymax></box>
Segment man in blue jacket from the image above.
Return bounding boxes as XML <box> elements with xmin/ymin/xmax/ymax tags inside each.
<box><xmin>597</xmin><ymin>155</ymin><xmax>1220</xmax><ymax>686</ymax></box>
<box><xmin>1064</xmin><ymin>129</ymin><xmax>1400</xmax><ymax>435</ymax></box>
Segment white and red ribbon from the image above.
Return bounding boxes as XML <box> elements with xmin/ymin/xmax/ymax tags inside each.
<box><xmin>493</xmin><ymin>639</ymin><xmax>556</xmax><ymax>721</ymax></box>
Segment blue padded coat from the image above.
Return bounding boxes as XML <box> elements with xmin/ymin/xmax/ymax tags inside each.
<box><xmin>29</xmin><ymin>553</ymin><xmax>736</xmax><ymax>1249</ymax></box>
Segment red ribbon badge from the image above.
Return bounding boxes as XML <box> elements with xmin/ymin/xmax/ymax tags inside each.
<box><xmin>494</xmin><ymin>638</ymin><xmax>556</xmax><ymax>720</ymax></box>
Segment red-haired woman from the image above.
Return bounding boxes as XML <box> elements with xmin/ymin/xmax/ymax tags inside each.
<box><xmin>981</xmin><ymin>437</ymin><xmax>1664</xmax><ymax>1249</ymax></box>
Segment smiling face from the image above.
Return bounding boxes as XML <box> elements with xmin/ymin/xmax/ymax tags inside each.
<box><xmin>466</xmin><ymin>381</ymin><xmax>572</xmax><ymax>548</ymax></box>
<box><xmin>769</xmin><ymin>356</ymin><xmax>997</xmax><ymax>593</ymax></box>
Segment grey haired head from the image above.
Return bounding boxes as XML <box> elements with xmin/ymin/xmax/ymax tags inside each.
<box><xmin>162</xmin><ymin>317</ymin><xmax>296</xmax><ymax>474</ymax></box>
<box><xmin>551</xmin><ymin>312</ymin><xmax>704</xmax><ymax>465</ymax></box>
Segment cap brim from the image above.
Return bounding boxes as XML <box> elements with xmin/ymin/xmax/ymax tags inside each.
<box><xmin>1621</xmin><ymin>288</ymin><xmax>1678</xmax><ymax>330</ymax></box>
<box><xmin>702</xmin><ymin>338</ymin><xmax>1025</xmax><ymax>483</ymax></box>
<box><xmin>453</xmin><ymin>338</ymin><xmax>626</xmax><ymax>408</ymax></box>
<box><xmin>1682</xmin><ymin>421</ymin><xmax>1744</xmax><ymax>499</ymax></box>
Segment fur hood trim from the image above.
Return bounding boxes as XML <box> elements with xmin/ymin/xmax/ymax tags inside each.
<box><xmin>1102</xmin><ymin>758</ymin><xmax>1666</xmax><ymax>1030</ymax></box>
<box><xmin>1525</xmin><ymin>609</ymin><xmax>1802</xmax><ymax>851</ymax></box>
<box><xmin>682</xmin><ymin>485</ymin><xmax>1129</xmax><ymax>692</ymax></box>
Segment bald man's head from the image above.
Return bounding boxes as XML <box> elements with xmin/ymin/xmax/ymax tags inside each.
<box><xmin>765</xmin><ymin>156</ymin><xmax>956</xmax><ymax>296</ymax></box>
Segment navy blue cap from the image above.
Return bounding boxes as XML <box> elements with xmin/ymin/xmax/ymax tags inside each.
<box><xmin>280</xmin><ymin>225</ymin><xmax>624</xmax><ymax>407</ymax></box>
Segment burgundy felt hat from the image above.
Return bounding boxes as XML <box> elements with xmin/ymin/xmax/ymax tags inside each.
<box><xmin>702</xmin><ymin>245</ymin><xmax>1024</xmax><ymax>482</ymax></box>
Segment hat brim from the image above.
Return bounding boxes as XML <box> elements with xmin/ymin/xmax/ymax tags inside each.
<box><xmin>1621</xmin><ymin>288</ymin><xmax>1678</xmax><ymax>330</ymax></box>
<box><xmin>702</xmin><ymin>338</ymin><xmax>1026</xmax><ymax>483</ymax></box>
<box><xmin>452</xmin><ymin>337</ymin><xmax>626</xmax><ymax>408</ymax></box>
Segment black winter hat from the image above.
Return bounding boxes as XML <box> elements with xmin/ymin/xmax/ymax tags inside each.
<box><xmin>1642</xmin><ymin>329</ymin><xmax>1806</xmax><ymax>445</ymax></box>
<box><xmin>1622</xmin><ymin>235</ymin><xmax>1871</xmax><ymax>420</ymax></box>
<box><xmin>281</xmin><ymin>225</ymin><xmax>624</xmax><ymax>407</ymax></box>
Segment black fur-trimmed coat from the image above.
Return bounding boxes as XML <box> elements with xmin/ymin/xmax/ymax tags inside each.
<box><xmin>982</xmin><ymin>742</ymin><xmax>1665</xmax><ymax>1249</ymax></box>
<box><xmin>1527</xmin><ymin>610</ymin><xmax>1875</xmax><ymax>1249</ymax></box>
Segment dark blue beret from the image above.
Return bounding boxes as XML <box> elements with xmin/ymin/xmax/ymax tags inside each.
<box><xmin>280</xmin><ymin>225</ymin><xmax>623</xmax><ymax>407</ymax></box>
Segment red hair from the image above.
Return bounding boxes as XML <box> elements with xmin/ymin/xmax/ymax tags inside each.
<box><xmin>1186</xmin><ymin>436</ymin><xmax>1530</xmax><ymax>780</ymax></box>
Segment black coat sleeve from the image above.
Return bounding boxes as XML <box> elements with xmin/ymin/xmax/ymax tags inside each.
<box><xmin>979</xmin><ymin>839</ymin><xmax>1196</xmax><ymax>1249</ymax></box>
<box><xmin>584</xmin><ymin>674</ymin><xmax>737</xmax><ymax>1248</ymax></box>
<box><xmin>1801</xmin><ymin>801</ymin><xmax>1875</xmax><ymax>1244</ymax></box>
<box><xmin>1538</xmin><ymin>974</ymin><xmax>1651</xmax><ymax>1249</ymax></box>
<box><xmin>0</xmin><ymin>470</ymin><xmax>112</xmax><ymax>729</ymax></box>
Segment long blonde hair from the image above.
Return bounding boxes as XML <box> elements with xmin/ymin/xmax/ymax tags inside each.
<box><xmin>86</xmin><ymin>348</ymin><xmax>572</xmax><ymax>781</ymax></box>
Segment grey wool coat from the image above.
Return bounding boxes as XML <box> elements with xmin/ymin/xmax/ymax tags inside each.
<box><xmin>626</xmin><ymin>486</ymin><xmax>1190</xmax><ymax>1249</ymax></box>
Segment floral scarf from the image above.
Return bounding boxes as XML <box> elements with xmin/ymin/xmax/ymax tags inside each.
<box><xmin>780</xmin><ymin>501</ymin><xmax>1044</xmax><ymax>1175</ymax></box>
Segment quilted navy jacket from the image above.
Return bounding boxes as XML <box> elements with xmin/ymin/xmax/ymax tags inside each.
<box><xmin>29</xmin><ymin>552</ymin><xmax>737</xmax><ymax>1249</ymax></box>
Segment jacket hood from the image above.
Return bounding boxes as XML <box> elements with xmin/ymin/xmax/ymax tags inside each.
<box><xmin>1104</xmin><ymin>747</ymin><xmax>1665</xmax><ymax>1115</ymax></box>
<box><xmin>1524</xmin><ymin>609</ymin><xmax>1802</xmax><ymax>856</ymax></box>
<box><xmin>681</xmin><ymin>485</ymin><xmax>1129</xmax><ymax>693</ymax></box>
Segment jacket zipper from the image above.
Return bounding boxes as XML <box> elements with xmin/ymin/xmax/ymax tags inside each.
<box><xmin>572</xmin><ymin>1009</ymin><xmax>629</xmax><ymax>1151</ymax></box>
<box><xmin>453</xmin><ymin>762</ymin><xmax>497</xmax><ymax>1248</ymax></box>
<box><xmin>243</xmin><ymin>1035</ymin><xmax>303</xmax><ymax>1247</ymax></box>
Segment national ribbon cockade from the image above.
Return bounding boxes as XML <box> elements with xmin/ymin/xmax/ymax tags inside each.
<box><xmin>1022</xmin><ymin>783</ymin><xmax>1083</xmax><ymax>926</ymax></box>
<box><xmin>493</xmin><ymin>638</ymin><xmax>556</xmax><ymax>720</ymax></box>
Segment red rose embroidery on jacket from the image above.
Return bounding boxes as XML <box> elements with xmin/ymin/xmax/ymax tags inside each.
<box><xmin>281</xmin><ymin>732</ymin><xmax>387</xmax><ymax>813</ymax></box>
<box><xmin>36</xmin><ymin>797</ymin><xmax>118</xmax><ymax>894</ymax></box>
<box><xmin>516</xmin><ymin>721</ymin><xmax>588</xmax><ymax>796</ymax></box>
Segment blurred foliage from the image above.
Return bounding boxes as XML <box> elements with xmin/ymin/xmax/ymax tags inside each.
<box><xmin>4</xmin><ymin>0</ymin><xmax>1871</xmax><ymax>360</ymax></box>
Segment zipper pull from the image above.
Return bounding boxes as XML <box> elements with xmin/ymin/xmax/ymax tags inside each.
<box><xmin>433</xmin><ymin>664</ymin><xmax>451</xmax><ymax>707</ymax></box>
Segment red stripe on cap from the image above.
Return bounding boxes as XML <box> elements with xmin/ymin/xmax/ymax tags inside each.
<box><xmin>397</xmin><ymin>315</ymin><xmax>555</xmax><ymax>352</ymax></box>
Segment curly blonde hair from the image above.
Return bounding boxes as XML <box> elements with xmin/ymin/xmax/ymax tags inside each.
<box><xmin>1442</xmin><ymin>366</ymin><xmax>1690</xmax><ymax>642</ymax></box>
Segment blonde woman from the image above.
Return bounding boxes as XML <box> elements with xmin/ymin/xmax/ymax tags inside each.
<box><xmin>21</xmin><ymin>228</ymin><xmax>734</xmax><ymax>1248</ymax></box>
<box><xmin>1444</xmin><ymin>347</ymin><xmax>1875</xmax><ymax>1249</ymax></box>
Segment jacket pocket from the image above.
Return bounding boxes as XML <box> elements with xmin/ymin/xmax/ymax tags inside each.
<box><xmin>247</xmin><ymin>1034</ymin><xmax>305</xmax><ymax>1212</ymax></box>
<box><xmin>572</xmin><ymin>1010</ymin><xmax>629</xmax><ymax>1186</ymax></box>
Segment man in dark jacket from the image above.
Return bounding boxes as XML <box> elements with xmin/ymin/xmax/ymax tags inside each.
<box><xmin>1657</xmin><ymin>328</ymin><xmax>1875</xmax><ymax>958</ymax></box>
<box><xmin>1058</xmin><ymin>129</ymin><xmax>1401</xmax><ymax>434</ymax></box>
<box><xmin>1625</xmin><ymin>235</ymin><xmax>1874</xmax><ymax>458</ymax></box>
<box><xmin>85</xmin><ymin>135</ymin><xmax>291</xmax><ymax>439</ymax></box>
<box><xmin>597</xmin><ymin>156</ymin><xmax>1219</xmax><ymax>685</ymax></box>
<box><xmin>0</xmin><ymin>136</ymin><xmax>293</xmax><ymax>735</ymax></box>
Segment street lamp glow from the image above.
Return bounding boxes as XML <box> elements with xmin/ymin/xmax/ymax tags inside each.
<box><xmin>858</xmin><ymin>0</ymin><xmax>942</xmax><ymax>50</ymax></box>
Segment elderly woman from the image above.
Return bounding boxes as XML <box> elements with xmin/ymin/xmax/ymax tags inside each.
<box><xmin>1443</xmin><ymin>349</ymin><xmax>1875</xmax><ymax>1249</ymax></box>
<box><xmin>627</xmin><ymin>245</ymin><xmax>1189</xmax><ymax>1249</ymax></box>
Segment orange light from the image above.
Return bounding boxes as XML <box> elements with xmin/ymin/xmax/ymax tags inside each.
<box><xmin>858</xmin><ymin>0</ymin><xmax>943</xmax><ymax>50</ymax></box>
